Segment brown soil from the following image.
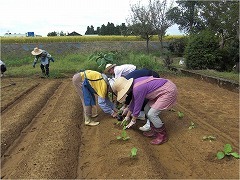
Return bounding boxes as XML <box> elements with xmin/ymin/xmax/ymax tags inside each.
<box><xmin>0</xmin><ymin>76</ymin><xmax>239</xmax><ymax>179</ymax></box>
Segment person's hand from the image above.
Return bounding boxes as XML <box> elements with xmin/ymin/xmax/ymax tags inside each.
<box><xmin>126</xmin><ymin>120</ymin><xmax>136</xmax><ymax>128</ymax></box>
<box><xmin>121</xmin><ymin>116</ymin><xmax>130</xmax><ymax>126</ymax></box>
<box><xmin>122</xmin><ymin>107</ymin><xmax>129</xmax><ymax>116</ymax></box>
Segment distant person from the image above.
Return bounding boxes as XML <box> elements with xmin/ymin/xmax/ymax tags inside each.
<box><xmin>0</xmin><ymin>60</ymin><xmax>7</xmax><ymax>77</ymax></box>
<box><xmin>31</xmin><ymin>47</ymin><xmax>54</xmax><ymax>77</ymax></box>
<box><xmin>104</xmin><ymin>64</ymin><xmax>136</xmax><ymax>78</ymax></box>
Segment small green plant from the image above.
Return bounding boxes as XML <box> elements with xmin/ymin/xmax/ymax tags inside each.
<box><xmin>202</xmin><ymin>135</ymin><xmax>216</xmax><ymax>142</ymax></box>
<box><xmin>217</xmin><ymin>144</ymin><xmax>240</xmax><ymax>160</ymax></box>
<box><xmin>188</xmin><ymin>121</ymin><xmax>196</xmax><ymax>129</ymax></box>
<box><xmin>116</xmin><ymin>129</ymin><xmax>130</xmax><ymax>141</ymax></box>
<box><xmin>130</xmin><ymin>147</ymin><xmax>138</xmax><ymax>158</ymax></box>
<box><xmin>178</xmin><ymin>111</ymin><xmax>184</xmax><ymax>118</ymax></box>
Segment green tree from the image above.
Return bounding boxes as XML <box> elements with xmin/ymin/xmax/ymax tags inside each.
<box><xmin>47</xmin><ymin>31</ymin><xmax>58</xmax><ymax>36</ymax></box>
<box><xmin>149</xmin><ymin>0</ymin><xmax>174</xmax><ymax>50</ymax></box>
<box><xmin>127</xmin><ymin>1</ymin><xmax>156</xmax><ymax>53</ymax></box>
<box><xmin>166</xmin><ymin>1</ymin><xmax>204</xmax><ymax>34</ymax></box>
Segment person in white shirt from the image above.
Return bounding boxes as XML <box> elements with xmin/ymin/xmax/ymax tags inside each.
<box><xmin>0</xmin><ymin>60</ymin><xmax>7</xmax><ymax>77</ymax></box>
<box><xmin>104</xmin><ymin>64</ymin><xmax>136</xmax><ymax>78</ymax></box>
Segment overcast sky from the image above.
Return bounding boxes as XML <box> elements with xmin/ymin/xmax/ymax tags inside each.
<box><xmin>0</xmin><ymin>0</ymin><xmax>182</xmax><ymax>37</ymax></box>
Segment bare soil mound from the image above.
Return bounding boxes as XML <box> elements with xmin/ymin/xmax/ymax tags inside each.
<box><xmin>1</xmin><ymin>76</ymin><xmax>239</xmax><ymax>179</ymax></box>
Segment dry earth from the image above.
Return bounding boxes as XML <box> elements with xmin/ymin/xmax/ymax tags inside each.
<box><xmin>0</xmin><ymin>75</ymin><xmax>239</xmax><ymax>179</ymax></box>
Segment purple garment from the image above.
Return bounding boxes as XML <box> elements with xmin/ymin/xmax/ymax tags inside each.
<box><xmin>129</xmin><ymin>77</ymin><xmax>167</xmax><ymax>117</ymax></box>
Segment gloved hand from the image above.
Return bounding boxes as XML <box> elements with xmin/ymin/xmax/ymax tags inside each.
<box><xmin>126</xmin><ymin>119</ymin><xmax>136</xmax><ymax>128</ymax></box>
<box><xmin>122</xmin><ymin>107</ymin><xmax>129</xmax><ymax>116</ymax></box>
<box><xmin>121</xmin><ymin>116</ymin><xmax>130</xmax><ymax>126</ymax></box>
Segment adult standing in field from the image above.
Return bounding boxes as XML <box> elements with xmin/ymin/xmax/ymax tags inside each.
<box><xmin>117</xmin><ymin>68</ymin><xmax>160</xmax><ymax>132</ymax></box>
<box><xmin>0</xmin><ymin>60</ymin><xmax>7</xmax><ymax>77</ymax></box>
<box><xmin>112</xmin><ymin>76</ymin><xmax>177</xmax><ymax>145</ymax></box>
<box><xmin>72</xmin><ymin>70</ymin><xmax>119</xmax><ymax>126</ymax></box>
<box><xmin>31</xmin><ymin>47</ymin><xmax>54</xmax><ymax>78</ymax></box>
<box><xmin>104</xmin><ymin>63</ymin><xmax>136</xmax><ymax>78</ymax></box>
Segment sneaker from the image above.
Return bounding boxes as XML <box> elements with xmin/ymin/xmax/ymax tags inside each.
<box><xmin>139</xmin><ymin>119</ymin><xmax>151</xmax><ymax>131</ymax></box>
<box><xmin>139</xmin><ymin>125</ymin><xmax>151</xmax><ymax>131</ymax></box>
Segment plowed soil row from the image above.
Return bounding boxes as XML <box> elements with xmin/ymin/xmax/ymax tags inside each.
<box><xmin>0</xmin><ymin>76</ymin><xmax>239</xmax><ymax>179</ymax></box>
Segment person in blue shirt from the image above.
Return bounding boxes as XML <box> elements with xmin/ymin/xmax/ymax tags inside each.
<box><xmin>31</xmin><ymin>47</ymin><xmax>54</xmax><ymax>77</ymax></box>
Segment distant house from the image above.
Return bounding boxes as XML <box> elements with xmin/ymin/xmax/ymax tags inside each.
<box><xmin>4</xmin><ymin>33</ymin><xmax>26</xmax><ymax>37</ymax></box>
<box><xmin>67</xmin><ymin>31</ymin><xmax>82</xmax><ymax>36</ymax></box>
<box><xmin>4</xmin><ymin>32</ymin><xmax>36</xmax><ymax>37</ymax></box>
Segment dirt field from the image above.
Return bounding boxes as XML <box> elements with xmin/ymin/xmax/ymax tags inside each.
<box><xmin>0</xmin><ymin>75</ymin><xmax>239</xmax><ymax>179</ymax></box>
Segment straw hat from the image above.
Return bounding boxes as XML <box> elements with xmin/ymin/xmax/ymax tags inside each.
<box><xmin>112</xmin><ymin>77</ymin><xmax>133</xmax><ymax>102</ymax></box>
<box><xmin>104</xmin><ymin>64</ymin><xmax>116</xmax><ymax>73</ymax></box>
<box><xmin>31</xmin><ymin>47</ymin><xmax>43</xmax><ymax>55</ymax></box>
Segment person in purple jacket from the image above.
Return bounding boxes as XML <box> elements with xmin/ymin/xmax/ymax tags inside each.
<box><xmin>112</xmin><ymin>76</ymin><xmax>177</xmax><ymax>145</ymax></box>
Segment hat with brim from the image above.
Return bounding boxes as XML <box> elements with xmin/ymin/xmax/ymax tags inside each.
<box><xmin>104</xmin><ymin>64</ymin><xmax>116</xmax><ymax>73</ymax></box>
<box><xmin>113</xmin><ymin>77</ymin><xmax>133</xmax><ymax>102</ymax></box>
<box><xmin>31</xmin><ymin>47</ymin><xmax>43</xmax><ymax>55</ymax></box>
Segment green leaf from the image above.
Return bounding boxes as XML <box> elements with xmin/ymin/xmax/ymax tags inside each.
<box><xmin>230</xmin><ymin>152</ymin><xmax>240</xmax><ymax>159</ymax></box>
<box><xmin>178</xmin><ymin>111</ymin><xmax>184</xmax><ymax>118</ymax></box>
<box><xmin>217</xmin><ymin>151</ymin><xmax>225</xmax><ymax>159</ymax></box>
<box><xmin>131</xmin><ymin>147</ymin><xmax>138</xmax><ymax>157</ymax></box>
<box><xmin>224</xmin><ymin>144</ymin><xmax>233</xmax><ymax>154</ymax></box>
<box><xmin>116</xmin><ymin>136</ymin><xmax>122</xmax><ymax>140</ymax></box>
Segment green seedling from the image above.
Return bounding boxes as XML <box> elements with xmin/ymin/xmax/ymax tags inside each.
<box><xmin>117</xmin><ymin>129</ymin><xmax>130</xmax><ymax>141</ymax></box>
<box><xmin>202</xmin><ymin>135</ymin><xmax>216</xmax><ymax>142</ymax></box>
<box><xmin>178</xmin><ymin>111</ymin><xmax>184</xmax><ymax>118</ymax></box>
<box><xmin>188</xmin><ymin>121</ymin><xmax>196</xmax><ymax>129</ymax></box>
<box><xmin>217</xmin><ymin>144</ymin><xmax>240</xmax><ymax>160</ymax></box>
<box><xmin>130</xmin><ymin>147</ymin><xmax>138</xmax><ymax>158</ymax></box>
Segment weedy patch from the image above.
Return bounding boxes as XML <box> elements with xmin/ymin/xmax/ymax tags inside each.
<box><xmin>217</xmin><ymin>144</ymin><xmax>240</xmax><ymax>160</ymax></box>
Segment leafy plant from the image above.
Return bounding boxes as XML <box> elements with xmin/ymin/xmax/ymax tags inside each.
<box><xmin>88</xmin><ymin>51</ymin><xmax>116</xmax><ymax>68</ymax></box>
<box><xmin>116</xmin><ymin>129</ymin><xmax>130</xmax><ymax>141</ymax></box>
<box><xmin>217</xmin><ymin>144</ymin><xmax>240</xmax><ymax>160</ymax></box>
<box><xmin>188</xmin><ymin>121</ymin><xmax>196</xmax><ymax>129</ymax></box>
<box><xmin>178</xmin><ymin>111</ymin><xmax>184</xmax><ymax>118</ymax></box>
<box><xmin>130</xmin><ymin>147</ymin><xmax>138</xmax><ymax>158</ymax></box>
<box><xmin>202</xmin><ymin>135</ymin><xmax>216</xmax><ymax>142</ymax></box>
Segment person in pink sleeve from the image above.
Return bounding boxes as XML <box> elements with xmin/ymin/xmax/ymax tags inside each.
<box><xmin>112</xmin><ymin>76</ymin><xmax>177</xmax><ymax>145</ymax></box>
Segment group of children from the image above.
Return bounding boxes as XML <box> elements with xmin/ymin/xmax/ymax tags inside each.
<box><xmin>72</xmin><ymin>63</ymin><xmax>178</xmax><ymax>145</ymax></box>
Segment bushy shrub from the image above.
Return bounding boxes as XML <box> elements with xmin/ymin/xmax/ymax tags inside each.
<box><xmin>168</xmin><ymin>36</ymin><xmax>188</xmax><ymax>57</ymax></box>
<box><xmin>184</xmin><ymin>30</ymin><xmax>219</xmax><ymax>70</ymax></box>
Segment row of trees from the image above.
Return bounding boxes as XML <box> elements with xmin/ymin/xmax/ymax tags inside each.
<box><xmin>47</xmin><ymin>0</ymin><xmax>239</xmax><ymax>71</ymax></box>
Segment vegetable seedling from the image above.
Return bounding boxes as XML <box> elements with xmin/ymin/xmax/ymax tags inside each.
<box><xmin>178</xmin><ymin>111</ymin><xmax>184</xmax><ymax>118</ymax></box>
<box><xmin>117</xmin><ymin>129</ymin><xmax>130</xmax><ymax>141</ymax></box>
<box><xmin>130</xmin><ymin>147</ymin><xmax>138</xmax><ymax>158</ymax></box>
<box><xmin>188</xmin><ymin>121</ymin><xmax>196</xmax><ymax>129</ymax></box>
<box><xmin>217</xmin><ymin>144</ymin><xmax>240</xmax><ymax>160</ymax></box>
<box><xmin>202</xmin><ymin>135</ymin><xmax>216</xmax><ymax>142</ymax></box>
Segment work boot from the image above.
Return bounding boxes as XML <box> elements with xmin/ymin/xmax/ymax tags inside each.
<box><xmin>84</xmin><ymin>114</ymin><xmax>99</xmax><ymax>126</ymax></box>
<box><xmin>150</xmin><ymin>124</ymin><xmax>168</xmax><ymax>145</ymax></box>
<box><xmin>143</xmin><ymin>122</ymin><xmax>156</xmax><ymax>137</ymax></box>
